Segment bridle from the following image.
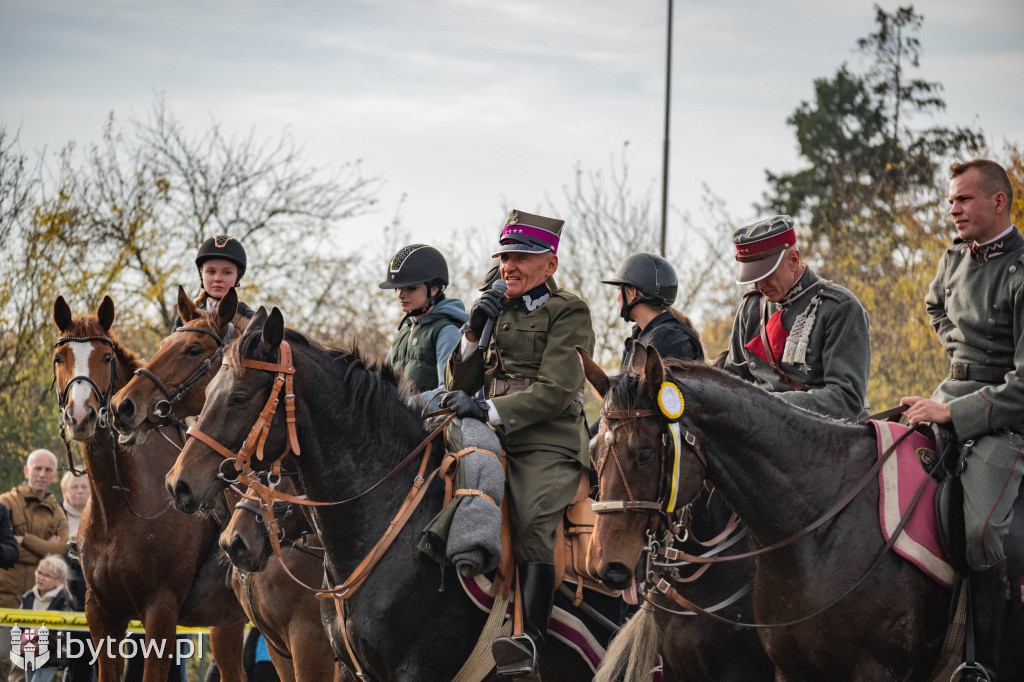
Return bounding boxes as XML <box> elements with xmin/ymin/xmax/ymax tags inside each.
<box><xmin>52</xmin><ymin>334</ymin><xmax>119</xmax><ymax>477</ymax></box>
<box><xmin>133</xmin><ymin>322</ymin><xmax>236</xmax><ymax>436</ymax></box>
<box><xmin>51</xmin><ymin>333</ymin><xmax>174</xmax><ymax>519</ymax></box>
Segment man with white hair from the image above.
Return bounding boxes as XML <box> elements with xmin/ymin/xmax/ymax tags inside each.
<box><xmin>0</xmin><ymin>449</ymin><xmax>68</xmax><ymax>681</ymax></box>
<box><xmin>722</xmin><ymin>215</ymin><xmax>871</xmax><ymax>421</ymax></box>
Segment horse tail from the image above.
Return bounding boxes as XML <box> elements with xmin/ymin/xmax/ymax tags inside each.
<box><xmin>593</xmin><ymin>601</ymin><xmax>660</xmax><ymax>682</ymax></box>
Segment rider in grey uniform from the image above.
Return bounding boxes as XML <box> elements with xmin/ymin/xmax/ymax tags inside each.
<box><xmin>722</xmin><ymin>216</ymin><xmax>871</xmax><ymax>421</ymax></box>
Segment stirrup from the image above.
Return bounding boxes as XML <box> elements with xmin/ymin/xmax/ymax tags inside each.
<box><xmin>492</xmin><ymin>635</ymin><xmax>537</xmax><ymax>678</ymax></box>
<box><xmin>951</xmin><ymin>661</ymin><xmax>992</xmax><ymax>682</ymax></box>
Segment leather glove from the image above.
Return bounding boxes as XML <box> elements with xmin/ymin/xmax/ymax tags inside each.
<box><xmin>467</xmin><ymin>288</ymin><xmax>505</xmax><ymax>337</ymax></box>
<box><xmin>439</xmin><ymin>391</ymin><xmax>490</xmax><ymax>422</ymax></box>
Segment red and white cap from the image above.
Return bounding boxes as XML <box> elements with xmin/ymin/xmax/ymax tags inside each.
<box><xmin>732</xmin><ymin>215</ymin><xmax>797</xmax><ymax>284</ymax></box>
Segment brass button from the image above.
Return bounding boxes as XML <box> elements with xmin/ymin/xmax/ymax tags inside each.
<box><xmin>502</xmin><ymin>323</ymin><xmax>510</xmax><ymax>331</ymax></box>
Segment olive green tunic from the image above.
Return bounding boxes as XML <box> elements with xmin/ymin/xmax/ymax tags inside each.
<box><xmin>445</xmin><ymin>282</ymin><xmax>596</xmax><ymax>562</ymax></box>
<box><xmin>925</xmin><ymin>227</ymin><xmax>1024</xmax><ymax>567</ymax></box>
<box><xmin>723</xmin><ymin>266</ymin><xmax>871</xmax><ymax>421</ymax></box>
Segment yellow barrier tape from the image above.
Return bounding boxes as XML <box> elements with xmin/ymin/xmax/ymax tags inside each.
<box><xmin>0</xmin><ymin>609</ymin><xmax>226</xmax><ymax>634</ymax></box>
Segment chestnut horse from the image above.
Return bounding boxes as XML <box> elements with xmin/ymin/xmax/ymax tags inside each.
<box><xmin>110</xmin><ymin>286</ymin><xmax>342</xmax><ymax>682</ymax></box>
<box><xmin>579</xmin><ymin>344</ymin><xmax>1023</xmax><ymax>682</ymax></box>
<box><xmin>164</xmin><ymin>307</ymin><xmax>597</xmax><ymax>681</ymax></box>
<box><xmin>51</xmin><ymin>295</ymin><xmax>246</xmax><ymax>682</ymax></box>
<box><xmin>221</xmin><ymin>477</ymin><xmax>347</xmax><ymax>682</ymax></box>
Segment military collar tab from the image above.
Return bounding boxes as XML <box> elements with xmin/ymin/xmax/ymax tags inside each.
<box><xmin>779</xmin><ymin>266</ymin><xmax>819</xmax><ymax>307</ymax></box>
<box><xmin>520</xmin><ymin>280</ymin><xmax>553</xmax><ymax>312</ymax></box>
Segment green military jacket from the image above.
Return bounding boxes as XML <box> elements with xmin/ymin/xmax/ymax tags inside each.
<box><xmin>723</xmin><ymin>266</ymin><xmax>871</xmax><ymax>421</ymax></box>
<box><xmin>926</xmin><ymin>227</ymin><xmax>1024</xmax><ymax>440</ymax></box>
<box><xmin>445</xmin><ymin>281</ymin><xmax>596</xmax><ymax>464</ymax></box>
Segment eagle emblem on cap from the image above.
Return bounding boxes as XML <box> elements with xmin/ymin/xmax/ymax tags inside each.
<box><xmin>505</xmin><ymin>210</ymin><xmax>519</xmax><ymax>226</ymax></box>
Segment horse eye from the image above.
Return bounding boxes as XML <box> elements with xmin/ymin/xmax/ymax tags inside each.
<box><xmin>638</xmin><ymin>447</ymin><xmax>655</xmax><ymax>465</ymax></box>
<box><xmin>229</xmin><ymin>393</ymin><xmax>250</xmax><ymax>406</ymax></box>
<box><xmin>104</xmin><ymin>353</ymin><xmax>115</xmax><ymax>363</ymax></box>
<box><xmin>53</xmin><ymin>355</ymin><xmax>62</xmax><ymax>365</ymax></box>
<box><xmin>185</xmin><ymin>344</ymin><xmax>203</xmax><ymax>357</ymax></box>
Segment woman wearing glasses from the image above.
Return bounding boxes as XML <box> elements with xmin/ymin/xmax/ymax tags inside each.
<box><xmin>16</xmin><ymin>555</ymin><xmax>78</xmax><ymax>682</ymax></box>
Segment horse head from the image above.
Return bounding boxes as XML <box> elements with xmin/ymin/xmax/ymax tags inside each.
<box><xmin>166</xmin><ymin>306</ymin><xmax>293</xmax><ymax>513</ymax></box>
<box><xmin>52</xmin><ymin>295</ymin><xmax>139</xmax><ymax>441</ymax></box>
<box><xmin>111</xmin><ymin>286</ymin><xmax>243</xmax><ymax>445</ymax></box>
<box><xmin>579</xmin><ymin>343</ymin><xmax>707</xmax><ymax>595</ymax></box>
<box><xmin>219</xmin><ymin>475</ymin><xmax>308</xmax><ymax>572</ymax></box>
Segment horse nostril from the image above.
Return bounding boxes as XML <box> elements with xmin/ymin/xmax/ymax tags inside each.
<box><xmin>116</xmin><ymin>399</ymin><xmax>135</xmax><ymax>424</ymax></box>
<box><xmin>601</xmin><ymin>562</ymin><xmax>634</xmax><ymax>590</ymax></box>
<box><xmin>170</xmin><ymin>480</ymin><xmax>196</xmax><ymax>513</ymax></box>
<box><xmin>84</xmin><ymin>406</ymin><xmax>97</xmax><ymax>424</ymax></box>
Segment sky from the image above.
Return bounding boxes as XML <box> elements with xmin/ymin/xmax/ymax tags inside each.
<box><xmin>2</xmin><ymin>0</ymin><xmax>1023</xmax><ymax>255</ymax></box>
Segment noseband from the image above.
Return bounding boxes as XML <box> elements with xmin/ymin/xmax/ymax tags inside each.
<box><xmin>133</xmin><ymin>323</ymin><xmax>236</xmax><ymax>426</ymax></box>
<box><xmin>591</xmin><ymin>406</ymin><xmax>706</xmax><ymax>521</ymax></box>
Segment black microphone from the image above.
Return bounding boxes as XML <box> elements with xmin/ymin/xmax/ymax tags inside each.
<box><xmin>477</xmin><ymin>279</ymin><xmax>508</xmax><ymax>350</ymax></box>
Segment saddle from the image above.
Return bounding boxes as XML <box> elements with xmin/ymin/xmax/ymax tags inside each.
<box><xmin>556</xmin><ymin>472</ymin><xmax>621</xmax><ymax>604</ymax></box>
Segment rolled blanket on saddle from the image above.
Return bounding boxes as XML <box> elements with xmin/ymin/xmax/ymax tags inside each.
<box><xmin>418</xmin><ymin>416</ymin><xmax>504</xmax><ymax>576</ymax></box>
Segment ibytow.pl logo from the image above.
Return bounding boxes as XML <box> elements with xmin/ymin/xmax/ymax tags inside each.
<box><xmin>9</xmin><ymin>625</ymin><xmax>203</xmax><ymax>669</ymax></box>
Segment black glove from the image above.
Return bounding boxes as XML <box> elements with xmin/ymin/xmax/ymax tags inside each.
<box><xmin>467</xmin><ymin>288</ymin><xmax>505</xmax><ymax>337</ymax></box>
<box><xmin>439</xmin><ymin>391</ymin><xmax>490</xmax><ymax>422</ymax></box>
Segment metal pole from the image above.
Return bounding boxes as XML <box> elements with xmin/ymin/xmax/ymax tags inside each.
<box><xmin>660</xmin><ymin>0</ymin><xmax>673</xmax><ymax>257</ymax></box>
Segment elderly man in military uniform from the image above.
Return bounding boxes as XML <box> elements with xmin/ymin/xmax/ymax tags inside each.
<box><xmin>440</xmin><ymin>210</ymin><xmax>595</xmax><ymax>679</ymax></box>
<box><xmin>902</xmin><ymin>159</ymin><xmax>1024</xmax><ymax>682</ymax></box>
<box><xmin>722</xmin><ymin>215</ymin><xmax>871</xmax><ymax>421</ymax></box>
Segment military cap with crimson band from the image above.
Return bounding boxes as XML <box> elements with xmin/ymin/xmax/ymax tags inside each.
<box><xmin>493</xmin><ymin>209</ymin><xmax>564</xmax><ymax>257</ymax></box>
<box><xmin>733</xmin><ymin>215</ymin><xmax>797</xmax><ymax>285</ymax></box>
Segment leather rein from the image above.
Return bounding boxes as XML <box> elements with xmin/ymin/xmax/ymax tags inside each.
<box><xmin>594</xmin><ymin>398</ymin><xmax>947</xmax><ymax>628</ymax></box>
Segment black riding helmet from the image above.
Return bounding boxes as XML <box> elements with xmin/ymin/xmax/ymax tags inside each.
<box><xmin>196</xmin><ymin>235</ymin><xmax>247</xmax><ymax>283</ymax></box>
<box><xmin>602</xmin><ymin>253</ymin><xmax>678</xmax><ymax>321</ymax></box>
<box><xmin>379</xmin><ymin>244</ymin><xmax>449</xmax><ymax>290</ymax></box>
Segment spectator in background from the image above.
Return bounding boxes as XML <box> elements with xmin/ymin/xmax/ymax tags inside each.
<box><xmin>16</xmin><ymin>555</ymin><xmax>77</xmax><ymax>682</ymax></box>
<box><xmin>59</xmin><ymin>474</ymin><xmax>88</xmax><ymax>542</ymax></box>
<box><xmin>59</xmin><ymin>473</ymin><xmax>92</xmax><ymax>682</ymax></box>
<box><xmin>0</xmin><ymin>449</ymin><xmax>68</xmax><ymax>682</ymax></box>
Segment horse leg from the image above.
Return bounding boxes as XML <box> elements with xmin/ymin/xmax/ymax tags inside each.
<box><xmin>208</xmin><ymin>623</ymin><xmax>246</xmax><ymax>682</ymax></box>
<box><xmin>85</xmin><ymin>598</ymin><xmax>128</xmax><ymax>682</ymax></box>
<box><xmin>265</xmin><ymin>648</ymin><xmax>296</xmax><ymax>682</ymax></box>
<box><xmin>288</xmin><ymin>618</ymin><xmax>339</xmax><ymax>682</ymax></box>
<box><xmin>138</xmin><ymin>610</ymin><xmax>177</xmax><ymax>682</ymax></box>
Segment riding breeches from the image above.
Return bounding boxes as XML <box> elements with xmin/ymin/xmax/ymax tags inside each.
<box><xmin>962</xmin><ymin>428</ymin><xmax>1024</xmax><ymax>568</ymax></box>
<box><xmin>504</xmin><ymin>449</ymin><xmax>582</xmax><ymax>564</ymax></box>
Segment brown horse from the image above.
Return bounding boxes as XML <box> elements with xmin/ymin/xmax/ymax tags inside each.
<box><xmin>52</xmin><ymin>295</ymin><xmax>246</xmax><ymax>682</ymax></box>
<box><xmin>109</xmin><ymin>287</ymin><xmax>343</xmax><ymax>682</ymax></box>
<box><xmin>579</xmin><ymin>344</ymin><xmax>1023</xmax><ymax>682</ymax></box>
<box><xmin>221</xmin><ymin>478</ymin><xmax>347</xmax><ymax>682</ymax></box>
<box><xmin>164</xmin><ymin>307</ymin><xmax>599</xmax><ymax>681</ymax></box>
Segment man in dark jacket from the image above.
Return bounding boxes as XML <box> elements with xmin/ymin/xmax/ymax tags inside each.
<box><xmin>0</xmin><ymin>506</ymin><xmax>18</xmax><ymax>570</ymax></box>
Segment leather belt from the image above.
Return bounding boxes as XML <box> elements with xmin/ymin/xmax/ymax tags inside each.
<box><xmin>949</xmin><ymin>362</ymin><xmax>1012</xmax><ymax>383</ymax></box>
<box><xmin>486</xmin><ymin>377</ymin><xmax>585</xmax><ymax>407</ymax></box>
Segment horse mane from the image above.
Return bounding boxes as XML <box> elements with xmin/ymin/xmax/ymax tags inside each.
<box><xmin>228</xmin><ymin>324</ymin><xmax>415</xmax><ymax>431</ymax></box>
<box><xmin>64</xmin><ymin>316</ymin><xmax>141</xmax><ymax>375</ymax></box>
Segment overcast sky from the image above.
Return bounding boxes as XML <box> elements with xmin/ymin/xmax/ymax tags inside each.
<box><xmin>3</xmin><ymin>0</ymin><xmax>1022</xmax><ymax>253</ymax></box>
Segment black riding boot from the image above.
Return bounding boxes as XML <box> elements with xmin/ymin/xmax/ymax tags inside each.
<box><xmin>492</xmin><ymin>562</ymin><xmax>555</xmax><ymax>679</ymax></box>
<box><xmin>960</xmin><ymin>558</ymin><xmax>1007</xmax><ymax>682</ymax></box>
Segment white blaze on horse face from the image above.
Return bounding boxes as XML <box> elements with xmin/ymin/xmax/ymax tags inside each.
<box><xmin>67</xmin><ymin>341</ymin><xmax>98</xmax><ymax>424</ymax></box>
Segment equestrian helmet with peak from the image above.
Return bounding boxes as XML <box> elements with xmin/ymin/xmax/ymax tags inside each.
<box><xmin>603</xmin><ymin>253</ymin><xmax>678</xmax><ymax>320</ymax></box>
<box><xmin>196</xmin><ymin>235</ymin><xmax>247</xmax><ymax>282</ymax></box>
<box><xmin>379</xmin><ymin>244</ymin><xmax>449</xmax><ymax>289</ymax></box>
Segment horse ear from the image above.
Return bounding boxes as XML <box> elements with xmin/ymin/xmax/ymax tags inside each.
<box><xmin>576</xmin><ymin>346</ymin><xmax>609</xmax><ymax>398</ymax></box>
<box><xmin>262</xmin><ymin>307</ymin><xmax>284</xmax><ymax>353</ymax></box>
<box><xmin>628</xmin><ymin>343</ymin><xmax>648</xmax><ymax>375</ymax></box>
<box><xmin>178</xmin><ymin>286</ymin><xmax>200</xmax><ymax>323</ymax></box>
<box><xmin>97</xmin><ymin>296</ymin><xmax>115</xmax><ymax>331</ymax></box>
<box><xmin>54</xmin><ymin>296</ymin><xmax>72</xmax><ymax>332</ymax></box>
<box><xmin>643</xmin><ymin>344</ymin><xmax>665</xmax><ymax>398</ymax></box>
<box><xmin>217</xmin><ymin>288</ymin><xmax>238</xmax><ymax>328</ymax></box>
<box><xmin>248</xmin><ymin>307</ymin><xmax>268</xmax><ymax>332</ymax></box>
<box><xmin>712</xmin><ymin>349</ymin><xmax>729</xmax><ymax>369</ymax></box>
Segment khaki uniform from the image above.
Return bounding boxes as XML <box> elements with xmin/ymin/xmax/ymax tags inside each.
<box><xmin>446</xmin><ymin>284</ymin><xmax>595</xmax><ymax>562</ymax></box>
<box><xmin>724</xmin><ymin>266</ymin><xmax>871</xmax><ymax>421</ymax></box>
<box><xmin>926</xmin><ymin>228</ymin><xmax>1024</xmax><ymax>568</ymax></box>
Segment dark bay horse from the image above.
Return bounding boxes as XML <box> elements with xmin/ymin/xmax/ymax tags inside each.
<box><xmin>579</xmin><ymin>343</ymin><xmax>1024</xmax><ymax>682</ymax></box>
<box><xmin>52</xmin><ymin>295</ymin><xmax>246</xmax><ymax>682</ymax></box>
<box><xmin>109</xmin><ymin>288</ymin><xmax>341</xmax><ymax>682</ymax></box>
<box><xmin>593</xmin><ymin>352</ymin><xmax>772</xmax><ymax>682</ymax></box>
<box><xmin>164</xmin><ymin>307</ymin><xmax>597</xmax><ymax>681</ymax></box>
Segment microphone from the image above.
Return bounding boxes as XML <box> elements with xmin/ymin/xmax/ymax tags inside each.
<box><xmin>477</xmin><ymin>279</ymin><xmax>508</xmax><ymax>350</ymax></box>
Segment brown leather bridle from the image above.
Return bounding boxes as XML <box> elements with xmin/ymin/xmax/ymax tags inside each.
<box><xmin>186</xmin><ymin>340</ymin><xmax>300</xmax><ymax>479</ymax></box>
